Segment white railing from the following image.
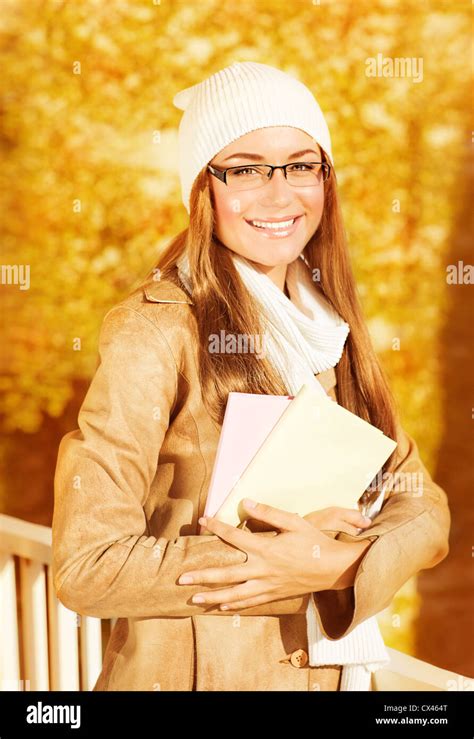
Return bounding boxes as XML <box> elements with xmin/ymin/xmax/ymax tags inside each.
<box><xmin>0</xmin><ymin>513</ymin><xmax>115</xmax><ymax>691</ymax></box>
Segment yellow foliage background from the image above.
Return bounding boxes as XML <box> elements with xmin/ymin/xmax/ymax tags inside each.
<box><xmin>1</xmin><ymin>0</ymin><xmax>472</xmax><ymax>669</ymax></box>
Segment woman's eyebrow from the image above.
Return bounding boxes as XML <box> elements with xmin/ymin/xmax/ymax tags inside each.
<box><xmin>222</xmin><ymin>148</ymin><xmax>320</xmax><ymax>162</ymax></box>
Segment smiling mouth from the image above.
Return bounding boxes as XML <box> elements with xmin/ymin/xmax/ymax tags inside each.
<box><xmin>244</xmin><ymin>215</ymin><xmax>303</xmax><ymax>236</ymax></box>
<box><xmin>245</xmin><ymin>215</ymin><xmax>300</xmax><ymax>228</ymax></box>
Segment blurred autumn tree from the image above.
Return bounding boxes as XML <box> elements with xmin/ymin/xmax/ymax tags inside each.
<box><xmin>0</xmin><ymin>0</ymin><xmax>471</xmax><ymax>666</ymax></box>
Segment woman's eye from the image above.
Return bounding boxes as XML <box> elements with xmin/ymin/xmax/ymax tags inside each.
<box><xmin>233</xmin><ymin>167</ymin><xmax>258</xmax><ymax>176</ymax></box>
<box><xmin>290</xmin><ymin>163</ymin><xmax>314</xmax><ymax>171</ymax></box>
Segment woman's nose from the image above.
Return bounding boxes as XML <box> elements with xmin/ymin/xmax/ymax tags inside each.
<box><xmin>260</xmin><ymin>167</ymin><xmax>294</xmax><ymax>204</ymax></box>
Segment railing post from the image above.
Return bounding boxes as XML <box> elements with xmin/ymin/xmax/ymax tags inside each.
<box><xmin>19</xmin><ymin>559</ymin><xmax>49</xmax><ymax>690</ymax></box>
<box><xmin>47</xmin><ymin>566</ymin><xmax>80</xmax><ymax>691</ymax></box>
<box><xmin>80</xmin><ymin>615</ymin><xmax>103</xmax><ymax>691</ymax></box>
<box><xmin>0</xmin><ymin>552</ymin><xmax>21</xmax><ymax>690</ymax></box>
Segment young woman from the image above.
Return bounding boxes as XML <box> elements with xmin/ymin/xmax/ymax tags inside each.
<box><xmin>52</xmin><ymin>62</ymin><xmax>450</xmax><ymax>691</ymax></box>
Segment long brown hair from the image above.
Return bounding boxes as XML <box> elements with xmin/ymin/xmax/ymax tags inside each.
<box><xmin>154</xmin><ymin>155</ymin><xmax>401</xmax><ymax>479</ymax></box>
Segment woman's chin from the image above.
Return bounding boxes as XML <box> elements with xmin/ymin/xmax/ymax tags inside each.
<box><xmin>236</xmin><ymin>240</ymin><xmax>306</xmax><ymax>266</ymax></box>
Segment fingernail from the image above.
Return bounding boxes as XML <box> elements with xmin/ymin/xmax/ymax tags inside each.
<box><xmin>220</xmin><ymin>605</ymin><xmax>229</xmax><ymax>610</ymax></box>
<box><xmin>192</xmin><ymin>595</ymin><xmax>205</xmax><ymax>603</ymax></box>
<box><xmin>363</xmin><ymin>516</ymin><xmax>372</xmax><ymax>524</ymax></box>
<box><xmin>179</xmin><ymin>575</ymin><xmax>194</xmax><ymax>584</ymax></box>
<box><xmin>243</xmin><ymin>498</ymin><xmax>257</xmax><ymax>508</ymax></box>
<box><xmin>198</xmin><ymin>517</ymin><xmax>207</xmax><ymax>526</ymax></box>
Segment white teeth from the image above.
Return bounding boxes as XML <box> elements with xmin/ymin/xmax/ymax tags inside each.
<box><xmin>249</xmin><ymin>218</ymin><xmax>296</xmax><ymax>230</ymax></box>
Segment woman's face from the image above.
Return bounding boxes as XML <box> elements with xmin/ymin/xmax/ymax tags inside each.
<box><xmin>208</xmin><ymin>126</ymin><xmax>326</xmax><ymax>275</ymax></box>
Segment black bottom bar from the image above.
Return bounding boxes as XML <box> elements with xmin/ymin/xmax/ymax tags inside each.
<box><xmin>0</xmin><ymin>690</ymin><xmax>470</xmax><ymax>737</ymax></box>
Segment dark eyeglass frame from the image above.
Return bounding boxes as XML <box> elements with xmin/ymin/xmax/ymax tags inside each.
<box><xmin>207</xmin><ymin>160</ymin><xmax>332</xmax><ymax>186</ymax></box>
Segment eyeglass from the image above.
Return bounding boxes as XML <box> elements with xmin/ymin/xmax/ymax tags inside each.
<box><xmin>207</xmin><ymin>160</ymin><xmax>331</xmax><ymax>191</ymax></box>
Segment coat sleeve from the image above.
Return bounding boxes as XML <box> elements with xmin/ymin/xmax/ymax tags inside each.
<box><xmin>52</xmin><ymin>305</ymin><xmax>309</xmax><ymax>619</ymax></box>
<box><xmin>312</xmin><ymin>419</ymin><xmax>451</xmax><ymax>639</ymax></box>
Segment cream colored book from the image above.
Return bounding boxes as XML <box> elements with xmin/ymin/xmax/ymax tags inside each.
<box><xmin>214</xmin><ymin>382</ymin><xmax>397</xmax><ymax>528</ymax></box>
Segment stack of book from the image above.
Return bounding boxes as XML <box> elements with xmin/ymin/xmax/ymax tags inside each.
<box><xmin>202</xmin><ymin>382</ymin><xmax>397</xmax><ymax>533</ymax></box>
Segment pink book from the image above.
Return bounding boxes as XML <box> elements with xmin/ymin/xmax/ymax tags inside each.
<box><xmin>201</xmin><ymin>392</ymin><xmax>293</xmax><ymax>531</ymax></box>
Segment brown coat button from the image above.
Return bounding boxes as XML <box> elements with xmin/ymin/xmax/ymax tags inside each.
<box><xmin>290</xmin><ymin>649</ymin><xmax>308</xmax><ymax>668</ymax></box>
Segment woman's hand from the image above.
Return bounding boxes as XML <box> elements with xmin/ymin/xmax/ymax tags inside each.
<box><xmin>177</xmin><ymin>499</ymin><xmax>372</xmax><ymax>611</ymax></box>
<box><xmin>303</xmin><ymin>506</ymin><xmax>373</xmax><ymax>536</ymax></box>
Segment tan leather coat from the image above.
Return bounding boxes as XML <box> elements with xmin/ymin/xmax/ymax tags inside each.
<box><xmin>52</xmin><ymin>272</ymin><xmax>451</xmax><ymax>691</ymax></box>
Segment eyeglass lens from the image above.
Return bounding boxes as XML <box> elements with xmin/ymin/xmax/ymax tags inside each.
<box><xmin>226</xmin><ymin>163</ymin><xmax>327</xmax><ymax>190</ymax></box>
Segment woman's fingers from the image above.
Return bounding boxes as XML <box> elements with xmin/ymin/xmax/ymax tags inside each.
<box><xmin>240</xmin><ymin>499</ymin><xmax>310</xmax><ymax>532</ymax></box>
<box><xmin>335</xmin><ymin>522</ymin><xmax>368</xmax><ymax>536</ymax></box>
<box><xmin>341</xmin><ymin>508</ymin><xmax>372</xmax><ymax>528</ymax></box>
<box><xmin>336</xmin><ymin>510</ymin><xmax>373</xmax><ymax>536</ymax></box>
<box><xmin>199</xmin><ymin>515</ymin><xmax>263</xmax><ymax>552</ymax></box>
<box><xmin>190</xmin><ymin>580</ymin><xmax>266</xmax><ymax>607</ymax></box>
<box><xmin>178</xmin><ymin>563</ymin><xmax>250</xmax><ymax>586</ymax></box>
<box><xmin>304</xmin><ymin>506</ymin><xmax>372</xmax><ymax>533</ymax></box>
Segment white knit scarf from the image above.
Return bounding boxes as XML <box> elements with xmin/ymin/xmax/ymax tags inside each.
<box><xmin>176</xmin><ymin>249</ymin><xmax>389</xmax><ymax>691</ymax></box>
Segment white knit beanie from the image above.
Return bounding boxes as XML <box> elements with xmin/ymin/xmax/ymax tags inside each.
<box><xmin>173</xmin><ymin>61</ymin><xmax>334</xmax><ymax>214</ymax></box>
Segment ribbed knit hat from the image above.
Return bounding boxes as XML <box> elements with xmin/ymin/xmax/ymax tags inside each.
<box><xmin>173</xmin><ymin>61</ymin><xmax>333</xmax><ymax>214</ymax></box>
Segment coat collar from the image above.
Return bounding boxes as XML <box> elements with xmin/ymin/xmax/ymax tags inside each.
<box><xmin>142</xmin><ymin>278</ymin><xmax>194</xmax><ymax>305</ymax></box>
